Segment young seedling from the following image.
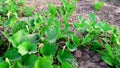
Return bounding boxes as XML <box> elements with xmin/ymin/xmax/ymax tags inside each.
<box><xmin>93</xmin><ymin>1</ymin><xmax>104</xmax><ymax>11</ymax></box>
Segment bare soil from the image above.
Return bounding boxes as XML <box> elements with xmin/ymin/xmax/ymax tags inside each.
<box><xmin>25</xmin><ymin>0</ymin><xmax>120</xmax><ymax>68</ymax></box>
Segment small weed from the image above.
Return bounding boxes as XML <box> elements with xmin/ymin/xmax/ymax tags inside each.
<box><xmin>93</xmin><ymin>1</ymin><xmax>104</xmax><ymax>11</ymax></box>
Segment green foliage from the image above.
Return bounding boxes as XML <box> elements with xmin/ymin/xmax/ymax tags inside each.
<box><xmin>4</xmin><ymin>48</ymin><xmax>21</xmax><ymax>61</ymax></box>
<box><xmin>57</xmin><ymin>50</ymin><xmax>75</xmax><ymax>63</ymax></box>
<box><xmin>40</xmin><ymin>43</ymin><xmax>58</xmax><ymax>56</ymax></box>
<box><xmin>61</xmin><ymin>62</ymin><xmax>72</xmax><ymax>68</ymax></box>
<box><xmin>93</xmin><ymin>2</ymin><xmax>104</xmax><ymax>11</ymax></box>
<box><xmin>1</xmin><ymin>0</ymin><xmax>120</xmax><ymax>68</ymax></box>
<box><xmin>11</xmin><ymin>21</ymin><xmax>27</xmax><ymax>33</ymax></box>
<box><xmin>45</xmin><ymin>26</ymin><xmax>58</xmax><ymax>43</ymax></box>
<box><xmin>17</xmin><ymin>41</ymin><xmax>37</xmax><ymax>55</ymax></box>
<box><xmin>34</xmin><ymin>56</ymin><xmax>53</xmax><ymax>68</ymax></box>
<box><xmin>0</xmin><ymin>61</ymin><xmax>9</xmax><ymax>68</ymax></box>
<box><xmin>24</xmin><ymin>7</ymin><xmax>34</xmax><ymax>17</ymax></box>
<box><xmin>22</xmin><ymin>54</ymin><xmax>38</xmax><ymax>68</ymax></box>
<box><xmin>8</xmin><ymin>29</ymin><xmax>27</xmax><ymax>48</ymax></box>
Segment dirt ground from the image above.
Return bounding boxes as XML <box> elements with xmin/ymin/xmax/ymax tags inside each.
<box><xmin>25</xmin><ymin>0</ymin><xmax>120</xmax><ymax>68</ymax></box>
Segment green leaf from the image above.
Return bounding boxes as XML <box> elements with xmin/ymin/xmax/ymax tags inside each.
<box><xmin>48</xmin><ymin>4</ymin><xmax>57</xmax><ymax>16</ymax></box>
<box><xmin>40</xmin><ymin>43</ymin><xmax>58</xmax><ymax>56</ymax></box>
<box><xmin>72</xmin><ymin>35</ymin><xmax>80</xmax><ymax>45</ymax></box>
<box><xmin>4</xmin><ymin>48</ymin><xmax>21</xmax><ymax>61</ymax></box>
<box><xmin>8</xmin><ymin>29</ymin><xmax>27</xmax><ymax>48</ymax></box>
<box><xmin>53</xmin><ymin>65</ymin><xmax>60</xmax><ymax>68</ymax></box>
<box><xmin>64</xmin><ymin>22</ymin><xmax>70</xmax><ymax>31</ymax></box>
<box><xmin>91</xmin><ymin>40</ymin><xmax>102</xmax><ymax>51</ymax></box>
<box><xmin>78</xmin><ymin>16</ymin><xmax>85</xmax><ymax>23</ymax></box>
<box><xmin>57</xmin><ymin>50</ymin><xmax>74</xmax><ymax>63</ymax></box>
<box><xmin>11</xmin><ymin>21</ymin><xmax>27</xmax><ymax>33</ymax></box>
<box><xmin>94</xmin><ymin>2</ymin><xmax>104</xmax><ymax>11</ymax></box>
<box><xmin>110</xmin><ymin>33</ymin><xmax>116</xmax><ymax>44</ymax></box>
<box><xmin>95</xmin><ymin>21</ymin><xmax>111</xmax><ymax>32</ymax></box>
<box><xmin>74</xmin><ymin>21</ymin><xmax>88</xmax><ymax>33</ymax></box>
<box><xmin>5</xmin><ymin>16</ymin><xmax>18</xmax><ymax>28</ymax></box>
<box><xmin>105</xmin><ymin>44</ymin><xmax>113</xmax><ymax>58</ymax></box>
<box><xmin>83</xmin><ymin>34</ymin><xmax>91</xmax><ymax>45</ymax></box>
<box><xmin>89</xmin><ymin>13</ymin><xmax>96</xmax><ymax>23</ymax></box>
<box><xmin>0</xmin><ymin>61</ymin><xmax>9</xmax><ymax>68</ymax></box>
<box><xmin>34</xmin><ymin>56</ymin><xmax>53</xmax><ymax>68</ymax></box>
<box><xmin>27</xmin><ymin>33</ymin><xmax>39</xmax><ymax>43</ymax></box>
<box><xmin>24</xmin><ymin>7</ymin><xmax>34</xmax><ymax>17</ymax></box>
<box><xmin>22</xmin><ymin>54</ymin><xmax>38</xmax><ymax>68</ymax></box>
<box><xmin>66</xmin><ymin>42</ymin><xmax>77</xmax><ymax>52</ymax></box>
<box><xmin>46</xmin><ymin>26</ymin><xmax>58</xmax><ymax>43</ymax></box>
<box><xmin>12</xmin><ymin>61</ymin><xmax>23</xmax><ymax>68</ymax></box>
<box><xmin>17</xmin><ymin>41</ymin><xmax>37</xmax><ymax>55</ymax></box>
<box><xmin>102</xmin><ymin>56</ymin><xmax>113</xmax><ymax>66</ymax></box>
<box><xmin>61</xmin><ymin>62</ymin><xmax>72</xmax><ymax>68</ymax></box>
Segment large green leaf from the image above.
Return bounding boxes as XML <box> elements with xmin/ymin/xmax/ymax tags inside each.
<box><xmin>4</xmin><ymin>48</ymin><xmax>21</xmax><ymax>61</ymax></box>
<box><xmin>17</xmin><ymin>41</ymin><xmax>37</xmax><ymax>55</ymax></box>
<box><xmin>8</xmin><ymin>29</ymin><xmax>27</xmax><ymax>48</ymax></box>
<box><xmin>34</xmin><ymin>56</ymin><xmax>53</xmax><ymax>68</ymax></box>
<box><xmin>46</xmin><ymin>26</ymin><xmax>58</xmax><ymax>43</ymax></box>
<box><xmin>0</xmin><ymin>61</ymin><xmax>9</xmax><ymax>68</ymax></box>
<box><xmin>22</xmin><ymin>54</ymin><xmax>38</xmax><ymax>68</ymax></box>
<box><xmin>40</xmin><ymin>43</ymin><xmax>58</xmax><ymax>56</ymax></box>
<box><xmin>57</xmin><ymin>50</ymin><xmax>74</xmax><ymax>63</ymax></box>
<box><xmin>61</xmin><ymin>62</ymin><xmax>72</xmax><ymax>68</ymax></box>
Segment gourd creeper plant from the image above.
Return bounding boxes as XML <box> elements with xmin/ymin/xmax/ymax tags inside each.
<box><xmin>0</xmin><ymin>0</ymin><xmax>120</xmax><ymax>68</ymax></box>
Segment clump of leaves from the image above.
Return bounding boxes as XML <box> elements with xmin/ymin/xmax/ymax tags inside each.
<box><xmin>1</xmin><ymin>0</ymin><xmax>78</xmax><ymax>68</ymax></box>
<box><xmin>1</xmin><ymin>0</ymin><xmax>120</xmax><ymax>68</ymax></box>
<box><xmin>93</xmin><ymin>1</ymin><xmax>104</xmax><ymax>11</ymax></box>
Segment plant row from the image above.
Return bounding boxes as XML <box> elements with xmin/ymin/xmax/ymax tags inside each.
<box><xmin>0</xmin><ymin>0</ymin><xmax>120</xmax><ymax>68</ymax></box>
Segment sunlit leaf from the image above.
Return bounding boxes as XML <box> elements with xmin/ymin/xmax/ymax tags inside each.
<box><xmin>8</xmin><ymin>29</ymin><xmax>27</xmax><ymax>48</ymax></box>
<box><xmin>34</xmin><ymin>56</ymin><xmax>53</xmax><ymax>68</ymax></box>
<box><xmin>40</xmin><ymin>43</ymin><xmax>58</xmax><ymax>56</ymax></box>
<box><xmin>17</xmin><ymin>41</ymin><xmax>37</xmax><ymax>55</ymax></box>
